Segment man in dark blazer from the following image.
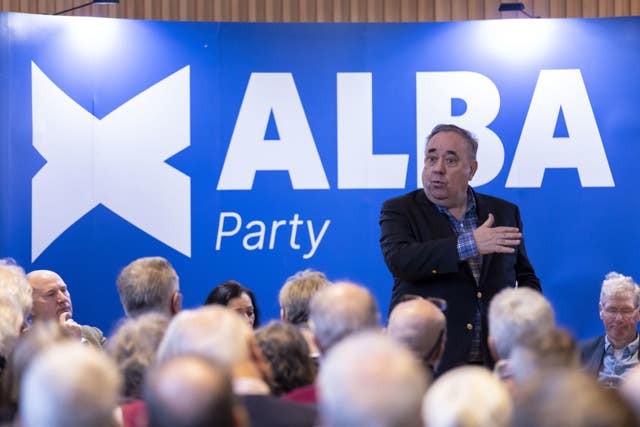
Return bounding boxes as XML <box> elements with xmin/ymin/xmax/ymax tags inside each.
<box><xmin>379</xmin><ymin>124</ymin><xmax>541</xmax><ymax>374</ymax></box>
<box><xmin>580</xmin><ymin>272</ymin><xmax>640</xmax><ymax>388</ymax></box>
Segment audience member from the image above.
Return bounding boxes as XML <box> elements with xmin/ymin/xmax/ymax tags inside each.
<box><xmin>580</xmin><ymin>272</ymin><xmax>640</xmax><ymax>388</ymax></box>
<box><xmin>513</xmin><ymin>369</ymin><xmax>637</xmax><ymax>427</ymax></box>
<box><xmin>423</xmin><ymin>366</ymin><xmax>512</xmax><ymax>427</ymax></box>
<box><xmin>0</xmin><ymin>261</ymin><xmax>32</xmax><ymax>329</ymax></box>
<box><xmin>1</xmin><ymin>322</ymin><xmax>71</xmax><ymax>423</ymax></box>
<box><xmin>116</xmin><ymin>256</ymin><xmax>182</xmax><ymax>318</ymax></box>
<box><xmin>509</xmin><ymin>328</ymin><xmax>579</xmax><ymax>386</ymax></box>
<box><xmin>279</xmin><ymin>269</ymin><xmax>331</xmax><ymax>360</ymax></box>
<box><xmin>157</xmin><ymin>306</ymin><xmax>316</xmax><ymax>427</ymax></box>
<box><xmin>26</xmin><ymin>270</ymin><xmax>105</xmax><ymax>346</ymax></box>
<box><xmin>284</xmin><ymin>281</ymin><xmax>380</xmax><ymax>404</ymax></box>
<box><xmin>255</xmin><ymin>321</ymin><xmax>316</xmax><ymax>395</ymax></box>
<box><xmin>488</xmin><ymin>287</ymin><xmax>555</xmax><ymax>380</ymax></box>
<box><xmin>387</xmin><ymin>297</ymin><xmax>446</xmax><ymax>375</ymax></box>
<box><xmin>145</xmin><ymin>354</ymin><xmax>248</xmax><ymax>427</ymax></box>
<box><xmin>204</xmin><ymin>280</ymin><xmax>260</xmax><ymax>328</ymax></box>
<box><xmin>20</xmin><ymin>341</ymin><xmax>121</xmax><ymax>427</ymax></box>
<box><xmin>105</xmin><ymin>312</ymin><xmax>169</xmax><ymax>402</ymax></box>
<box><xmin>0</xmin><ymin>298</ymin><xmax>23</xmax><ymax>364</ymax></box>
<box><xmin>279</xmin><ymin>269</ymin><xmax>331</xmax><ymax>325</ymax></box>
<box><xmin>318</xmin><ymin>332</ymin><xmax>428</xmax><ymax>427</ymax></box>
<box><xmin>308</xmin><ymin>281</ymin><xmax>380</xmax><ymax>354</ymax></box>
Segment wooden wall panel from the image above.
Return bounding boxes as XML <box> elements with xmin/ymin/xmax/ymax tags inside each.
<box><xmin>1</xmin><ymin>0</ymin><xmax>638</xmax><ymax>21</ymax></box>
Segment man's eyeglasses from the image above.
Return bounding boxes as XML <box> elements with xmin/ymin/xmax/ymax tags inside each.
<box><xmin>603</xmin><ymin>307</ymin><xmax>637</xmax><ymax>318</ymax></box>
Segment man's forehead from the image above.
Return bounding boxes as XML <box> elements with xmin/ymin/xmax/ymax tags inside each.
<box><xmin>603</xmin><ymin>294</ymin><xmax>635</xmax><ymax>306</ymax></box>
<box><xmin>426</xmin><ymin>132</ymin><xmax>467</xmax><ymax>153</ymax></box>
<box><xmin>29</xmin><ymin>271</ymin><xmax>65</xmax><ymax>290</ymax></box>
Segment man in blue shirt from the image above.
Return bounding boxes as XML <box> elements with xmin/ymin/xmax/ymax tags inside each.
<box><xmin>580</xmin><ymin>272</ymin><xmax>640</xmax><ymax>388</ymax></box>
<box><xmin>379</xmin><ymin>124</ymin><xmax>541</xmax><ymax>374</ymax></box>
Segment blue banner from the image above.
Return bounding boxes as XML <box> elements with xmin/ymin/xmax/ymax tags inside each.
<box><xmin>1</xmin><ymin>13</ymin><xmax>639</xmax><ymax>338</ymax></box>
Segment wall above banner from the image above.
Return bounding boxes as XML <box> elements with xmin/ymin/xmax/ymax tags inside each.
<box><xmin>1</xmin><ymin>13</ymin><xmax>638</xmax><ymax>338</ymax></box>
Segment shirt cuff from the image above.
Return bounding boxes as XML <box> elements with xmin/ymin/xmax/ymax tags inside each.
<box><xmin>457</xmin><ymin>231</ymin><xmax>479</xmax><ymax>260</ymax></box>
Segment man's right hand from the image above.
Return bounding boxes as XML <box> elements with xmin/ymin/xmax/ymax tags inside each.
<box><xmin>58</xmin><ymin>311</ymin><xmax>82</xmax><ymax>340</ymax></box>
<box><xmin>473</xmin><ymin>213</ymin><xmax>522</xmax><ymax>255</ymax></box>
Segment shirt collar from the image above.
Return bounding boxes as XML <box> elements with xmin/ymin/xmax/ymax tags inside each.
<box><xmin>604</xmin><ymin>334</ymin><xmax>640</xmax><ymax>356</ymax></box>
<box><xmin>434</xmin><ymin>187</ymin><xmax>476</xmax><ymax>217</ymax></box>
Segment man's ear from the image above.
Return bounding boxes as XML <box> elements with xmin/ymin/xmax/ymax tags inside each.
<box><xmin>280</xmin><ymin>308</ymin><xmax>286</xmax><ymax>321</ymax></box>
<box><xmin>170</xmin><ymin>291</ymin><xmax>182</xmax><ymax>315</ymax></box>
<box><xmin>468</xmin><ymin>159</ymin><xmax>478</xmax><ymax>181</ymax></box>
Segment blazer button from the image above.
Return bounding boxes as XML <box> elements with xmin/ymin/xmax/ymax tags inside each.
<box><xmin>477</xmin><ymin>291</ymin><xmax>482</xmax><ymax>299</ymax></box>
<box><xmin>466</xmin><ymin>323</ymin><xmax>473</xmax><ymax>330</ymax></box>
<box><xmin>431</xmin><ymin>269</ymin><xmax>437</xmax><ymax>274</ymax></box>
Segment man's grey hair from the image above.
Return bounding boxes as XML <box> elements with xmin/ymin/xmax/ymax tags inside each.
<box><xmin>116</xmin><ymin>257</ymin><xmax>179</xmax><ymax>317</ymax></box>
<box><xmin>509</xmin><ymin>328</ymin><xmax>579</xmax><ymax>385</ymax></box>
<box><xmin>426</xmin><ymin>124</ymin><xmax>479</xmax><ymax>160</ymax></box>
<box><xmin>309</xmin><ymin>281</ymin><xmax>380</xmax><ymax>352</ymax></box>
<box><xmin>488</xmin><ymin>288</ymin><xmax>555</xmax><ymax>360</ymax></box>
<box><xmin>279</xmin><ymin>269</ymin><xmax>331</xmax><ymax>325</ymax></box>
<box><xmin>599</xmin><ymin>272</ymin><xmax>640</xmax><ymax>308</ymax></box>
<box><xmin>319</xmin><ymin>332</ymin><xmax>428</xmax><ymax>427</ymax></box>
<box><xmin>105</xmin><ymin>312</ymin><xmax>170</xmax><ymax>400</ymax></box>
<box><xmin>423</xmin><ymin>366</ymin><xmax>513</xmax><ymax>427</ymax></box>
<box><xmin>156</xmin><ymin>306</ymin><xmax>252</xmax><ymax>367</ymax></box>
<box><xmin>20</xmin><ymin>342</ymin><xmax>121</xmax><ymax>427</ymax></box>
<box><xmin>0</xmin><ymin>296</ymin><xmax>23</xmax><ymax>357</ymax></box>
<box><xmin>0</xmin><ymin>261</ymin><xmax>32</xmax><ymax>319</ymax></box>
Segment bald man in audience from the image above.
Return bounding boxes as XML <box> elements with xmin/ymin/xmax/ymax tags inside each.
<box><xmin>318</xmin><ymin>332</ymin><xmax>428</xmax><ymax>427</ymax></box>
<box><xmin>145</xmin><ymin>354</ymin><xmax>248</xmax><ymax>427</ymax></box>
<box><xmin>284</xmin><ymin>281</ymin><xmax>381</xmax><ymax>404</ymax></box>
<box><xmin>387</xmin><ymin>297</ymin><xmax>446</xmax><ymax>375</ymax></box>
<box><xmin>26</xmin><ymin>270</ymin><xmax>105</xmax><ymax>347</ymax></box>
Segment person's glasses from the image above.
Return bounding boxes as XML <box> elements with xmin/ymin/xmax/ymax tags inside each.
<box><xmin>603</xmin><ymin>307</ymin><xmax>637</xmax><ymax>318</ymax></box>
<box><xmin>426</xmin><ymin>297</ymin><xmax>447</xmax><ymax>313</ymax></box>
<box><xmin>396</xmin><ymin>295</ymin><xmax>448</xmax><ymax>313</ymax></box>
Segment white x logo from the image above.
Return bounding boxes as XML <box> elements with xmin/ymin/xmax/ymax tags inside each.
<box><xmin>31</xmin><ymin>62</ymin><xmax>191</xmax><ymax>261</ymax></box>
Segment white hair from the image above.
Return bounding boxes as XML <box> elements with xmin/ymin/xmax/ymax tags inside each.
<box><xmin>20</xmin><ymin>342</ymin><xmax>120</xmax><ymax>427</ymax></box>
<box><xmin>488</xmin><ymin>288</ymin><xmax>555</xmax><ymax>360</ymax></box>
<box><xmin>0</xmin><ymin>296</ymin><xmax>23</xmax><ymax>356</ymax></box>
<box><xmin>599</xmin><ymin>272</ymin><xmax>640</xmax><ymax>307</ymax></box>
<box><xmin>423</xmin><ymin>366</ymin><xmax>512</xmax><ymax>427</ymax></box>
<box><xmin>0</xmin><ymin>262</ymin><xmax>32</xmax><ymax>319</ymax></box>
<box><xmin>309</xmin><ymin>281</ymin><xmax>380</xmax><ymax>352</ymax></box>
<box><xmin>319</xmin><ymin>331</ymin><xmax>428</xmax><ymax>427</ymax></box>
<box><xmin>156</xmin><ymin>305</ymin><xmax>252</xmax><ymax>367</ymax></box>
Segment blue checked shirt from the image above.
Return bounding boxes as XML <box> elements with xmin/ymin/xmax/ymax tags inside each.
<box><xmin>598</xmin><ymin>335</ymin><xmax>639</xmax><ymax>388</ymax></box>
<box><xmin>435</xmin><ymin>188</ymin><xmax>483</xmax><ymax>362</ymax></box>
